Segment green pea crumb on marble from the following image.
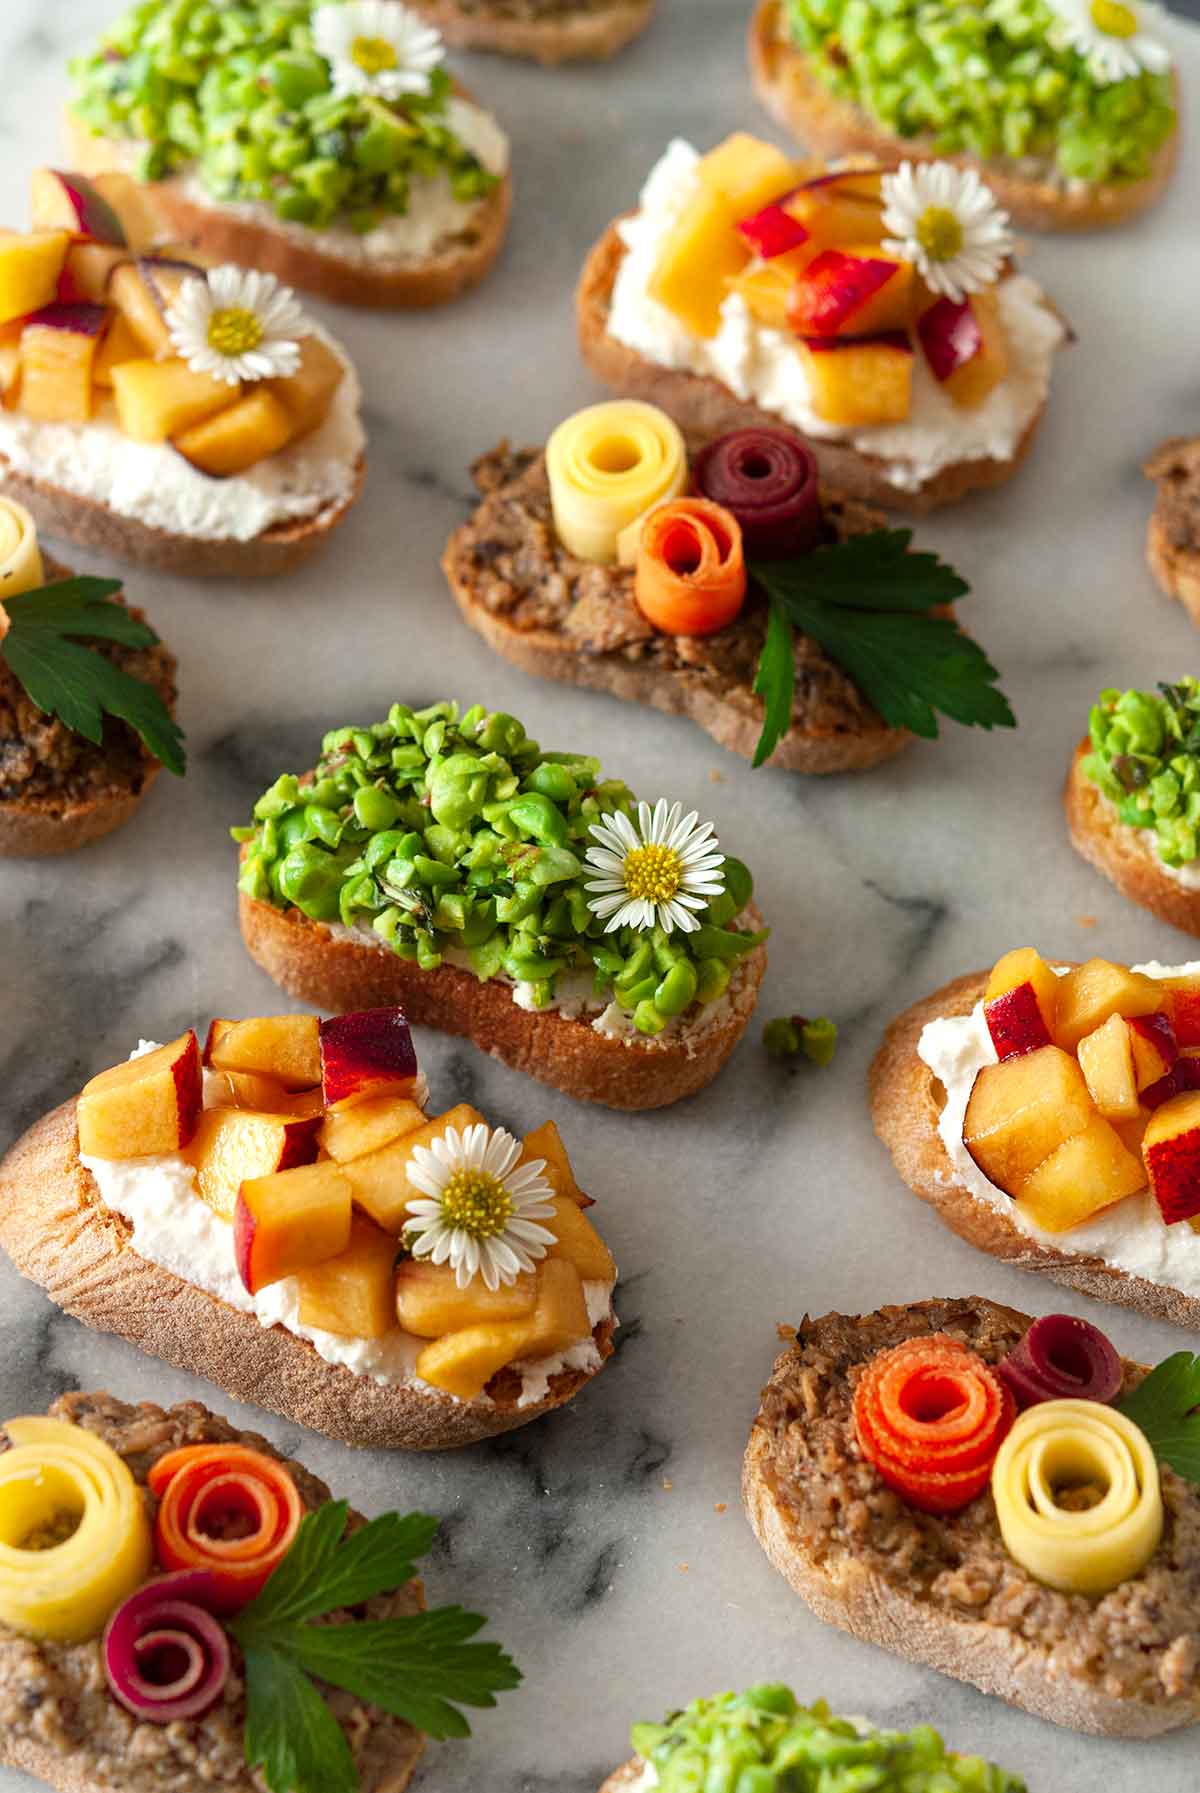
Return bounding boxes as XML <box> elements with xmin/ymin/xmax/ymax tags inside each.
<box><xmin>629</xmin><ymin>1684</ymin><xmax>1027</xmax><ymax>1792</ymax></box>
<box><xmin>782</xmin><ymin>0</ymin><xmax>1174</xmax><ymax>185</ymax></box>
<box><xmin>1084</xmin><ymin>679</ymin><xmax>1200</xmax><ymax>868</ymax></box>
<box><xmin>234</xmin><ymin>701</ymin><xmax>765</xmax><ymax>1039</ymax></box>
<box><xmin>70</xmin><ymin>0</ymin><xmax>497</xmax><ymax>231</ymax></box>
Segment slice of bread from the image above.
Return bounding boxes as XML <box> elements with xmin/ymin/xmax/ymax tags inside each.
<box><xmin>413</xmin><ymin>0</ymin><xmax>654</xmax><ymax>63</ymax></box>
<box><xmin>1065</xmin><ymin>739</ymin><xmax>1200</xmax><ymax>937</ymax></box>
<box><xmin>239</xmin><ymin>889</ymin><xmax>767</xmax><ymax>1110</ymax></box>
<box><xmin>0</xmin><ymin>1100</ymin><xmax>615</xmax><ymax>1451</ymax></box>
<box><xmin>744</xmin><ymin>1296</ymin><xmax>1200</xmax><ymax>1736</ymax></box>
<box><xmin>0</xmin><ymin>1389</ymin><xmax>426</xmax><ymax>1793</ymax></box>
<box><xmin>65</xmin><ymin>109</ymin><xmax>511</xmax><ymax>310</ymax></box>
<box><xmin>576</xmin><ymin>220</ymin><xmax>1048</xmax><ymax>515</ymax></box>
<box><xmin>870</xmin><ymin>968</ymin><xmax>1200</xmax><ymax>1329</ymax></box>
<box><xmin>748</xmin><ymin>0</ymin><xmax>1180</xmax><ymax>232</ymax></box>
<box><xmin>0</xmin><ymin>555</ymin><xmax>176</xmax><ymax>855</ymax></box>
<box><xmin>1145</xmin><ymin>437</ymin><xmax>1200</xmax><ymax>625</ymax></box>
<box><xmin>599</xmin><ymin>1765</ymin><xmax>642</xmax><ymax>1792</ymax></box>
<box><xmin>442</xmin><ymin>445</ymin><xmax>910</xmax><ymax>774</ymax></box>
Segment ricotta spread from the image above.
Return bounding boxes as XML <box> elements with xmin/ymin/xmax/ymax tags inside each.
<box><xmin>918</xmin><ymin>960</ymin><xmax>1200</xmax><ymax>1301</ymax></box>
<box><xmin>84</xmin><ymin>1042</ymin><xmax>614</xmax><ymax>1408</ymax></box>
<box><xmin>606</xmin><ymin>139</ymin><xmax>1067</xmax><ymax>494</ymax></box>
<box><xmin>0</xmin><ymin>330</ymin><xmax>364</xmax><ymax>544</ymax></box>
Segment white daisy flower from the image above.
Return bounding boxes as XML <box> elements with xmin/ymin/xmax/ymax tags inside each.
<box><xmin>405</xmin><ymin>1123</ymin><xmax>556</xmax><ymax>1292</ymax></box>
<box><xmin>1046</xmin><ymin>0</ymin><xmax>1171</xmax><ymax>83</ymax></box>
<box><xmin>881</xmin><ymin>161</ymin><xmax>1013</xmax><ymax>304</ymax></box>
<box><xmin>166</xmin><ymin>266</ymin><xmax>306</xmax><ymax>387</ymax></box>
<box><xmin>584</xmin><ymin>800</ymin><xmax>725</xmax><ymax>936</ymax></box>
<box><xmin>313</xmin><ymin>0</ymin><xmax>445</xmax><ymax>101</ymax></box>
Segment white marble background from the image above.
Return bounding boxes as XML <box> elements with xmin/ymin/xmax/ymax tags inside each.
<box><xmin>1</xmin><ymin>3</ymin><xmax>1199</xmax><ymax>1789</ymax></box>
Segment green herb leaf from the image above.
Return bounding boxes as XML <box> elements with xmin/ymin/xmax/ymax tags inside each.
<box><xmin>752</xmin><ymin>597</ymin><xmax>797</xmax><ymax>768</ymax></box>
<box><xmin>230</xmin><ymin>1506</ymin><xmax>522</xmax><ymax>1792</ymax></box>
<box><xmin>759</xmin><ymin>529</ymin><xmax>969</xmax><ymax>612</ymax></box>
<box><xmin>0</xmin><ymin>576</ymin><xmax>184</xmax><ymax>775</ymax></box>
<box><xmin>1119</xmin><ymin>1353</ymin><xmax>1200</xmax><ymax>1483</ymax></box>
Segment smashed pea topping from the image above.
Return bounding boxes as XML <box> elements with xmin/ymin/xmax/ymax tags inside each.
<box><xmin>234</xmin><ymin>702</ymin><xmax>764</xmax><ymax>1038</ymax></box>
<box><xmin>1084</xmin><ymin>679</ymin><xmax>1200</xmax><ymax>868</ymax></box>
<box><xmin>71</xmin><ymin>0</ymin><xmax>497</xmax><ymax>232</ymax></box>
<box><xmin>783</xmin><ymin>0</ymin><xmax>1175</xmax><ymax>185</ymax></box>
<box><xmin>630</xmin><ymin>1686</ymin><xmax>1027</xmax><ymax>1793</ymax></box>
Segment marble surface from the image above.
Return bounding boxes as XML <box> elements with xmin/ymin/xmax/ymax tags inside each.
<box><xmin>1</xmin><ymin>3</ymin><xmax>1199</xmax><ymax>1790</ymax></box>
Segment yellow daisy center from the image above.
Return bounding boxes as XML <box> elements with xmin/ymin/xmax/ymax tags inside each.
<box><xmin>352</xmin><ymin>33</ymin><xmax>399</xmax><ymax>73</ymax></box>
<box><xmin>439</xmin><ymin>1169</ymin><xmax>513</xmax><ymax>1239</ymax></box>
<box><xmin>623</xmin><ymin>843</ymin><xmax>683</xmax><ymax>905</ymax></box>
<box><xmin>1089</xmin><ymin>0</ymin><xmax>1138</xmax><ymax>36</ymax></box>
<box><xmin>916</xmin><ymin>206</ymin><xmax>964</xmax><ymax>263</ymax></box>
<box><xmin>206</xmin><ymin>307</ymin><xmax>264</xmax><ymax>357</ymax></box>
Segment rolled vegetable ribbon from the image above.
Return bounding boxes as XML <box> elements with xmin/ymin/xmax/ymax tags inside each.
<box><xmin>546</xmin><ymin>401</ymin><xmax>686</xmax><ymax>564</ymax></box>
<box><xmin>991</xmin><ymin>1399</ymin><xmax>1162</xmax><ymax>1596</ymax></box>
<box><xmin>104</xmin><ymin>1569</ymin><xmax>232</xmax><ymax>1724</ymax></box>
<box><xmin>0</xmin><ymin>1417</ymin><xmax>153</xmax><ymax>1642</ymax></box>
<box><xmin>634</xmin><ymin>498</ymin><xmax>747</xmax><ymax>637</ymax></box>
<box><xmin>692</xmin><ymin>429</ymin><xmax>823</xmax><ymax>559</ymax></box>
<box><xmin>149</xmin><ymin>1443</ymin><xmax>304</xmax><ymax>1612</ymax></box>
<box><xmin>853</xmin><ymin>1335</ymin><xmax>1015</xmax><ymax>1514</ymax></box>
<box><xmin>0</xmin><ymin>496</ymin><xmax>45</xmax><ymax>641</ymax></box>
<box><xmin>997</xmin><ymin>1315</ymin><xmax>1124</xmax><ymax>1412</ymax></box>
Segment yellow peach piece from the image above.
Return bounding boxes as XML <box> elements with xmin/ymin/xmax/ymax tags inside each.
<box><xmin>110</xmin><ymin>356</ymin><xmax>235</xmax><ymax>443</ymax></box>
<box><xmin>295</xmin><ymin>1217</ymin><xmax>399</xmax><ymax>1339</ymax></box>
<box><xmin>77</xmin><ymin>1032</ymin><xmax>202</xmax><ymax>1159</ymax></box>
<box><xmin>0</xmin><ymin>231</ymin><xmax>69</xmax><ymax>327</ymax></box>
<box><xmin>1017</xmin><ymin>1115</ymin><xmax>1146</xmax><ymax>1233</ymax></box>
<box><xmin>208</xmin><ymin>1014</ymin><xmax>321</xmax><ymax>1090</ymax></box>
<box><xmin>321</xmin><ymin>1095</ymin><xmax>426</xmax><ymax>1164</ymax></box>
<box><xmin>343</xmin><ymin>1103</ymin><xmax>485</xmax><ymax>1233</ymax></box>
<box><xmin>172</xmin><ymin>388</ymin><xmax>294</xmax><ymax>477</ymax></box>
<box><xmin>415</xmin><ymin>1320</ymin><xmax>534</xmax><ymax>1401</ymax></box>
<box><xmin>1053</xmin><ymin>959</ymin><xmax>1163</xmax><ymax>1053</ymax></box>
<box><xmin>544</xmin><ymin>1195</ymin><xmax>616</xmax><ymax>1283</ymax></box>
<box><xmin>267</xmin><ymin>336</ymin><xmax>343</xmax><ymax>439</ymax></box>
<box><xmin>395</xmin><ymin>1259</ymin><xmax>537</xmax><ymax>1338</ymax></box>
<box><xmin>521</xmin><ymin>1259</ymin><xmax>591</xmax><ymax>1357</ymax></box>
<box><xmin>962</xmin><ymin>1045</ymin><xmax>1095</xmax><ymax>1198</ymax></box>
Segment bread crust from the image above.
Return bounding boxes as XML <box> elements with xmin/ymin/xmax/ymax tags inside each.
<box><xmin>576</xmin><ymin>220</ymin><xmax>1047</xmax><ymax>514</ymax></box>
<box><xmin>66</xmin><ymin>110</ymin><xmax>511</xmax><ymax>310</ymax></box>
<box><xmin>1065</xmin><ymin>739</ymin><xmax>1200</xmax><ymax>937</ymax></box>
<box><xmin>1148</xmin><ymin>509</ymin><xmax>1200</xmax><ymax>625</ymax></box>
<box><xmin>870</xmin><ymin>970</ymin><xmax>1200</xmax><ymax>1328</ymax></box>
<box><xmin>598</xmin><ymin>1764</ymin><xmax>643</xmax><ymax>1792</ymax></box>
<box><xmin>414</xmin><ymin>0</ymin><xmax>654</xmax><ymax>64</ymax></box>
<box><xmin>239</xmin><ymin>891</ymin><xmax>766</xmax><ymax>1110</ymax></box>
<box><xmin>0</xmin><ymin>1101</ymin><xmax>614</xmax><ymax>1451</ymax></box>
<box><xmin>747</xmin><ymin>0</ymin><xmax>1180</xmax><ymax>232</ymax></box>
<box><xmin>743</xmin><ymin>1300</ymin><xmax>1200</xmax><ymax>1737</ymax></box>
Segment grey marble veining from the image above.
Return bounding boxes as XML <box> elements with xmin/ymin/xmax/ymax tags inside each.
<box><xmin>1</xmin><ymin>3</ymin><xmax>1200</xmax><ymax>1790</ymax></box>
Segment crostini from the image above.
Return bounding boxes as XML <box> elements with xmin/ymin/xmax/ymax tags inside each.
<box><xmin>0</xmin><ymin>1389</ymin><xmax>519</xmax><ymax>1793</ymax></box>
<box><xmin>576</xmin><ymin>134</ymin><xmax>1068</xmax><ymax>514</ymax></box>
<box><xmin>68</xmin><ymin>0</ymin><xmax>511</xmax><ymax>309</ymax></box>
<box><xmin>1145</xmin><ymin>437</ymin><xmax>1200</xmax><ymax>623</ymax></box>
<box><xmin>745</xmin><ymin>1296</ymin><xmax>1200</xmax><ymax>1735</ymax></box>
<box><xmin>0</xmin><ymin>1010</ymin><xmax>617</xmax><ymax>1449</ymax></box>
<box><xmin>872</xmin><ymin>947</ymin><xmax>1200</xmax><ymax>1327</ymax></box>
<box><xmin>414</xmin><ymin>0</ymin><xmax>655</xmax><ymax>64</ymax></box>
<box><xmin>444</xmin><ymin>404</ymin><xmax>1013</xmax><ymax>773</ymax></box>
<box><xmin>601</xmin><ymin>1682</ymin><xmax>1027</xmax><ymax>1793</ymax></box>
<box><xmin>235</xmin><ymin>699</ymin><xmax>768</xmax><ymax>1109</ymax></box>
<box><xmin>1066</xmin><ymin>679</ymin><xmax>1200</xmax><ymax>936</ymax></box>
<box><xmin>748</xmin><ymin>0</ymin><xmax>1179</xmax><ymax>232</ymax></box>
<box><xmin>0</xmin><ymin>498</ymin><xmax>183</xmax><ymax>853</ymax></box>
<box><xmin>0</xmin><ymin>170</ymin><xmax>364</xmax><ymax>576</ymax></box>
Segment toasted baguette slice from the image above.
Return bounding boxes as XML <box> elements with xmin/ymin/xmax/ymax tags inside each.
<box><xmin>748</xmin><ymin>0</ymin><xmax>1180</xmax><ymax>232</ymax></box>
<box><xmin>240</xmin><ymin>889</ymin><xmax>767</xmax><ymax>1110</ymax></box>
<box><xmin>0</xmin><ymin>555</ymin><xmax>176</xmax><ymax>856</ymax></box>
<box><xmin>1145</xmin><ymin>437</ymin><xmax>1200</xmax><ymax>624</ymax></box>
<box><xmin>443</xmin><ymin>445</ymin><xmax>909</xmax><ymax>774</ymax></box>
<box><xmin>0</xmin><ymin>1101</ymin><xmax>614</xmax><ymax>1451</ymax></box>
<box><xmin>1065</xmin><ymin>739</ymin><xmax>1200</xmax><ymax>937</ymax></box>
<box><xmin>576</xmin><ymin>220</ymin><xmax>1048</xmax><ymax>515</ymax></box>
<box><xmin>0</xmin><ymin>1389</ymin><xmax>426</xmax><ymax>1793</ymax></box>
<box><xmin>600</xmin><ymin>1766</ymin><xmax>642</xmax><ymax>1792</ymax></box>
<box><xmin>66</xmin><ymin>109</ymin><xmax>511</xmax><ymax>310</ymax></box>
<box><xmin>745</xmin><ymin>1295</ymin><xmax>1200</xmax><ymax>1736</ymax></box>
<box><xmin>870</xmin><ymin>967</ymin><xmax>1200</xmax><ymax>1329</ymax></box>
<box><xmin>414</xmin><ymin>0</ymin><xmax>654</xmax><ymax>63</ymax></box>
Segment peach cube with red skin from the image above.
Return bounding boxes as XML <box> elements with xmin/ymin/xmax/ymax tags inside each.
<box><xmin>983</xmin><ymin>947</ymin><xmax>1057</xmax><ymax>1060</ymax></box>
<box><xmin>1017</xmin><ymin>1115</ymin><xmax>1146</xmax><ymax>1233</ymax></box>
<box><xmin>234</xmin><ymin>1159</ymin><xmax>352</xmax><ymax>1294</ymax></box>
<box><xmin>962</xmin><ymin>1045</ymin><xmax>1094</xmax><ymax>1197</ymax></box>
<box><xmin>917</xmin><ymin>289</ymin><xmax>1009</xmax><ymax>409</ymax></box>
<box><xmin>1128</xmin><ymin>1013</ymin><xmax>1178</xmax><ymax>1091</ymax></box>
<box><xmin>1162</xmin><ymin>975</ymin><xmax>1200</xmax><ymax>1047</ymax></box>
<box><xmin>1143</xmin><ymin>1091</ymin><xmax>1200</xmax><ymax>1224</ymax></box>
<box><xmin>319</xmin><ymin>1008</ymin><xmax>418</xmax><ymax>1110</ymax></box>
<box><xmin>185</xmin><ymin>1105</ymin><xmax>321</xmax><ymax>1221</ymax></box>
<box><xmin>798</xmin><ymin>332</ymin><xmax>913</xmax><ymax>427</ymax></box>
<box><xmin>786</xmin><ymin>170</ymin><xmax>886</xmax><ymax>251</ymax></box>
<box><xmin>30</xmin><ymin>170</ymin><xmax>127</xmax><ymax>246</ymax></box>
<box><xmin>1052</xmin><ymin>960</ymin><xmax>1163</xmax><ymax>1054</ymax></box>
<box><xmin>787</xmin><ymin>247</ymin><xmax>914</xmax><ymax>339</ymax></box>
<box><xmin>19</xmin><ymin>303</ymin><xmax>107</xmax><ymax>423</ymax></box>
<box><xmin>295</xmin><ymin>1216</ymin><xmax>399</xmax><ymax>1339</ymax></box>
<box><xmin>77</xmin><ymin>1031</ymin><xmax>202</xmax><ymax>1159</ymax></box>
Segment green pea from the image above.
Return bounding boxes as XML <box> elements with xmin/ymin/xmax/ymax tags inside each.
<box><xmin>633</xmin><ymin>999</ymin><xmax>668</xmax><ymax>1036</ymax></box>
<box><xmin>277</xmin><ymin>845</ymin><xmax>343</xmax><ymax>921</ymax></box>
<box><xmin>353</xmin><ymin>784</ymin><xmax>400</xmax><ymax>832</ymax></box>
<box><xmin>654</xmin><ymin>960</ymin><xmax>698</xmax><ymax>1017</ymax></box>
<box><xmin>695</xmin><ymin>958</ymin><xmax>731</xmax><ymax>1005</ymax></box>
<box><xmin>616</xmin><ymin>973</ymin><xmax>659</xmax><ymax>1010</ymax></box>
<box><xmin>524</xmin><ymin>762</ymin><xmax>577</xmax><ymax>804</ymax></box>
<box><xmin>506</xmin><ymin>792</ymin><xmax>569</xmax><ymax>847</ymax></box>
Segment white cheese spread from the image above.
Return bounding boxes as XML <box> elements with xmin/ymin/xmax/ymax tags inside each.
<box><xmin>918</xmin><ymin>959</ymin><xmax>1200</xmax><ymax>1301</ymax></box>
<box><xmin>606</xmin><ymin>139</ymin><xmax>1066</xmax><ymax>494</ymax></box>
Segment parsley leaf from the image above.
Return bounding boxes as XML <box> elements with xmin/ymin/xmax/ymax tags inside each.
<box><xmin>230</xmin><ymin>1505</ymin><xmax>521</xmax><ymax>1792</ymax></box>
<box><xmin>1118</xmin><ymin>1353</ymin><xmax>1200</xmax><ymax>1484</ymax></box>
<box><xmin>0</xmin><ymin>576</ymin><xmax>185</xmax><ymax>776</ymax></box>
<box><xmin>747</xmin><ymin>530</ymin><xmax>1014</xmax><ymax>763</ymax></box>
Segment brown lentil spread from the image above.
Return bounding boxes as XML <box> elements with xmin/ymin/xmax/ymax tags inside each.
<box><xmin>1146</xmin><ymin>437</ymin><xmax>1200</xmax><ymax>557</ymax></box>
<box><xmin>0</xmin><ymin>1393</ymin><xmax>424</xmax><ymax>1793</ymax></box>
<box><xmin>460</xmin><ymin>444</ymin><xmax>892</xmax><ymax>741</ymax></box>
<box><xmin>451</xmin><ymin>0</ymin><xmax>621</xmax><ymax>15</ymax></box>
<box><xmin>754</xmin><ymin>1298</ymin><xmax>1200</xmax><ymax>1707</ymax></box>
